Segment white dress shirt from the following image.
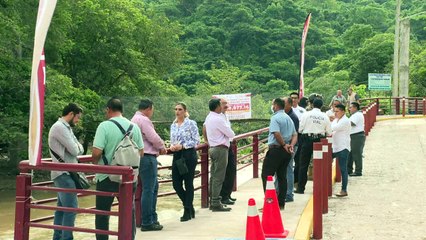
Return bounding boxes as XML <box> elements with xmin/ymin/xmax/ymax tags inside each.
<box><xmin>331</xmin><ymin>115</ymin><xmax>351</xmax><ymax>153</ymax></box>
<box><xmin>349</xmin><ymin>111</ymin><xmax>365</xmax><ymax>134</ymax></box>
<box><xmin>299</xmin><ymin>108</ymin><xmax>332</xmax><ymax>135</ymax></box>
<box><xmin>292</xmin><ymin>106</ymin><xmax>306</xmax><ymax>120</ymax></box>
<box><xmin>204</xmin><ymin>112</ymin><xmax>235</xmax><ymax>147</ymax></box>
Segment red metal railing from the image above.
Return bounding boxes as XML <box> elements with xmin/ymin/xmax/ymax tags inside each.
<box><xmin>15</xmin><ymin>128</ymin><xmax>269</xmax><ymax>238</ymax></box>
<box><xmin>360</xmin><ymin>96</ymin><xmax>426</xmax><ymax>116</ymax></box>
<box><xmin>15</xmin><ymin>160</ymin><xmax>134</xmax><ymax>240</ymax></box>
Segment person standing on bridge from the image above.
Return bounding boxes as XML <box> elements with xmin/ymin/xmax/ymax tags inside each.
<box><xmin>296</xmin><ymin>98</ymin><xmax>331</xmax><ymax>194</ymax></box>
<box><xmin>92</xmin><ymin>98</ymin><xmax>144</xmax><ymax>240</ymax></box>
<box><xmin>347</xmin><ymin>87</ymin><xmax>360</xmax><ymax>108</ymax></box>
<box><xmin>282</xmin><ymin>97</ymin><xmax>299</xmax><ymax>203</ymax></box>
<box><xmin>348</xmin><ymin>102</ymin><xmax>365</xmax><ymax>177</ymax></box>
<box><xmin>331</xmin><ymin>104</ymin><xmax>351</xmax><ymax>197</ymax></box>
<box><xmin>329</xmin><ymin>90</ymin><xmax>347</xmax><ymax>107</ymax></box>
<box><xmin>204</xmin><ymin>98</ymin><xmax>235</xmax><ymax>212</ymax></box>
<box><xmin>169</xmin><ymin>102</ymin><xmax>200</xmax><ymax>222</ymax></box>
<box><xmin>49</xmin><ymin>103</ymin><xmax>84</xmax><ymax>240</ymax></box>
<box><xmin>219</xmin><ymin>98</ymin><xmax>238</xmax><ymax>206</ymax></box>
<box><xmin>131</xmin><ymin>98</ymin><xmax>166</xmax><ymax>231</ymax></box>
<box><xmin>262</xmin><ymin>98</ymin><xmax>297</xmax><ymax>209</ymax></box>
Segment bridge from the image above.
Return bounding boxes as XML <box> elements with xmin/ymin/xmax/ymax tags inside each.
<box><xmin>11</xmin><ymin>97</ymin><xmax>426</xmax><ymax>240</ymax></box>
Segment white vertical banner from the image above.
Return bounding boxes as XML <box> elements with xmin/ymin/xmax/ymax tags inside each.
<box><xmin>29</xmin><ymin>0</ymin><xmax>57</xmax><ymax>166</ymax></box>
<box><xmin>299</xmin><ymin>13</ymin><xmax>312</xmax><ymax>99</ymax></box>
<box><xmin>212</xmin><ymin>93</ymin><xmax>252</xmax><ymax>120</ymax></box>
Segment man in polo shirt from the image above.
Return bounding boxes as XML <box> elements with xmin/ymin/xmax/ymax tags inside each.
<box><xmin>92</xmin><ymin>98</ymin><xmax>144</xmax><ymax>240</ymax></box>
<box><xmin>204</xmin><ymin>98</ymin><xmax>235</xmax><ymax>211</ymax></box>
<box><xmin>131</xmin><ymin>98</ymin><xmax>166</xmax><ymax>231</ymax></box>
<box><xmin>348</xmin><ymin>102</ymin><xmax>365</xmax><ymax>176</ymax></box>
<box><xmin>262</xmin><ymin>98</ymin><xmax>297</xmax><ymax>209</ymax></box>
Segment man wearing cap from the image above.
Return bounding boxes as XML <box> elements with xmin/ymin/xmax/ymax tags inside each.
<box><xmin>296</xmin><ymin>98</ymin><xmax>332</xmax><ymax>194</ymax></box>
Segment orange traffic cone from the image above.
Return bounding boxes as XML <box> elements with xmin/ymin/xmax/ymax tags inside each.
<box><xmin>261</xmin><ymin>175</ymin><xmax>289</xmax><ymax>238</ymax></box>
<box><xmin>245</xmin><ymin>198</ymin><xmax>265</xmax><ymax>240</ymax></box>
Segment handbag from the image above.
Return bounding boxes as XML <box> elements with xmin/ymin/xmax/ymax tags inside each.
<box><xmin>175</xmin><ymin>157</ymin><xmax>188</xmax><ymax>175</ymax></box>
<box><xmin>50</xmin><ymin>148</ymin><xmax>91</xmax><ymax>189</ymax></box>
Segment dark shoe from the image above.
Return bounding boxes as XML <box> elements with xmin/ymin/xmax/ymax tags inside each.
<box><xmin>285</xmin><ymin>198</ymin><xmax>294</xmax><ymax>202</ymax></box>
<box><xmin>294</xmin><ymin>189</ymin><xmax>304</xmax><ymax>194</ymax></box>
<box><xmin>211</xmin><ymin>205</ymin><xmax>231</xmax><ymax>212</ymax></box>
<box><xmin>349</xmin><ymin>173</ymin><xmax>362</xmax><ymax>177</ymax></box>
<box><xmin>279</xmin><ymin>204</ymin><xmax>285</xmax><ymax>210</ymax></box>
<box><xmin>191</xmin><ymin>206</ymin><xmax>195</xmax><ymax>218</ymax></box>
<box><xmin>180</xmin><ymin>207</ymin><xmax>191</xmax><ymax>222</ymax></box>
<box><xmin>229</xmin><ymin>196</ymin><xmax>237</xmax><ymax>202</ymax></box>
<box><xmin>335</xmin><ymin>191</ymin><xmax>348</xmax><ymax>197</ymax></box>
<box><xmin>221</xmin><ymin>199</ymin><xmax>235</xmax><ymax>205</ymax></box>
<box><xmin>141</xmin><ymin>224</ymin><xmax>163</xmax><ymax>231</ymax></box>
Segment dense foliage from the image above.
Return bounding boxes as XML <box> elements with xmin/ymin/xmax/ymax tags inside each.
<box><xmin>0</xmin><ymin>0</ymin><xmax>425</xmax><ymax>171</ymax></box>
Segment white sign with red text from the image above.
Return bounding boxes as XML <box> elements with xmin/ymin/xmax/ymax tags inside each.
<box><xmin>213</xmin><ymin>93</ymin><xmax>252</xmax><ymax>120</ymax></box>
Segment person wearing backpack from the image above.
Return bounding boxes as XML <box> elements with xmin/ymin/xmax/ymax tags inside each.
<box><xmin>49</xmin><ymin>103</ymin><xmax>84</xmax><ymax>240</ymax></box>
<box><xmin>92</xmin><ymin>98</ymin><xmax>144</xmax><ymax>240</ymax></box>
<box><xmin>131</xmin><ymin>99</ymin><xmax>166</xmax><ymax>232</ymax></box>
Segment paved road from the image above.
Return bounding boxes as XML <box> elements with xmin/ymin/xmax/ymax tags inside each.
<box><xmin>323</xmin><ymin>118</ymin><xmax>426</xmax><ymax>240</ymax></box>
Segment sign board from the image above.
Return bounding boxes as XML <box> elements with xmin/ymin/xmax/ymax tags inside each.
<box><xmin>212</xmin><ymin>93</ymin><xmax>252</xmax><ymax>120</ymax></box>
<box><xmin>368</xmin><ymin>73</ymin><xmax>392</xmax><ymax>90</ymax></box>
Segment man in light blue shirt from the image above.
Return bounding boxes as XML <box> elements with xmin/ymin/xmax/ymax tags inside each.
<box><xmin>262</xmin><ymin>98</ymin><xmax>297</xmax><ymax>209</ymax></box>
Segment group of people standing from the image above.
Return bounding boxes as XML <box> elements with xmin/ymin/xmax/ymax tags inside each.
<box><xmin>262</xmin><ymin>88</ymin><xmax>366</xmax><ymax>210</ymax></box>
<box><xmin>48</xmin><ymin>97</ymin><xmax>238</xmax><ymax>240</ymax></box>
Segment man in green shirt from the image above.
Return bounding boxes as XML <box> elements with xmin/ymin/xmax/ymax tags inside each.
<box><xmin>92</xmin><ymin>98</ymin><xmax>144</xmax><ymax>240</ymax></box>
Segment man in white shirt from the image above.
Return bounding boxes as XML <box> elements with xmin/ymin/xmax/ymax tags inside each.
<box><xmin>296</xmin><ymin>99</ymin><xmax>332</xmax><ymax>194</ymax></box>
<box><xmin>290</xmin><ymin>92</ymin><xmax>306</xmax><ymax>120</ymax></box>
<box><xmin>348</xmin><ymin>102</ymin><xmax>365</xmax><ymax>177</ymax></box>
<box><xmin>326</xmin><ymin>100</ymin><xmax>341</xmax><ymax>122</ymax></box>
<box><xmin>331</xmin><ymin>104</ymin><xmax>351</xmax><ymax>197</ymax></box>
<box><xmin>204</xmin><ymin>98</ymin><xmax>235</xmax><ymax>211</ymax></box>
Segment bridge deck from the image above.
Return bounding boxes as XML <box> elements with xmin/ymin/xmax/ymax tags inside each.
<box><xmin>323</xmin><ymin>118</ymin><xmax>426</xmax><ymax>239</ymax></box>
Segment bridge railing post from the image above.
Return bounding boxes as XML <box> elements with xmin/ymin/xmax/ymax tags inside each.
<box><xmin>252</xmin><ymin>134</ymin><xmax>259</xmax><ymax>178</ymax></box>
<box><xmin>118</xmin><ymin>173</ymin><xmax>134</xmax><ymax>240</ymax></box>
<box><xmin>415</xmin><ymin>99</ymin><xmax>418</xmax><ymax>114</ymax></box>
<box><xmin>312</xmin><ymin>142</ymin><xmax>323</xmax><ymax>240</ymax></box>
<box><xmin>402</xmin><ymin>97</ymin><xmax>406</xmax><ymax>117</ymax></box>
<box><xmin>423</xmin><ymin>97</ymin><xmax>426</xmax><ymax>116</ymax></box>
<box><xmin>326</xmin><ymin>137</ymin><xmax>333</xmax><ymax>197</ymax></box>
<box><xmin>396</xmin><ymin>98</ymin><xmax>400</xmax><ymax>114</ymax></box>
<box><xmin>14</xmin><ymin>173</ymin><xmax>32</xmax><ymax>240</ymax></box>
<box><xmin>200</xmin><ymin>146</ymin><xmax>209</xmax><ymax>208</ymax></box>
<box><xmin>320</xmin><ymin>139</ymin><xmax>328</xmax><ymax>214</ymax></box>
<box><xmin>232</xmin><ymin>140</ymin><xmax>238</xmax><ymax>191</ymax></box>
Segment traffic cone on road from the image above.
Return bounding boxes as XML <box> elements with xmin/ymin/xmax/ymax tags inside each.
<box><xmin>261</xmin><ymin>175</ymin><xmax>289</xmax><ymax>238</ymax></box>
<box><xmin>245</xmin><ymin>198</ymin><xmax>265</xmax><ymax>240</ymax></box>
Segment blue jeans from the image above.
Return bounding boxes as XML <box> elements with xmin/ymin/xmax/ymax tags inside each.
<box><xmin>334</xmin><ymin>149</ymin><xmax>349</xmax><ymax>192</ymax></box>
<box><xmin>286</xmin><ymin>146</ymin><xmax>298</xmax><ymax>200</ymax></box>
<box><xmin>139</xmin><ymin>155</ymin><xmax>159</xmax><ymax>226</ymax></box>
<box><xmin>53</xmin><ymin>174</ymin><xmax>78</xmax><ymax>240</ymax></box>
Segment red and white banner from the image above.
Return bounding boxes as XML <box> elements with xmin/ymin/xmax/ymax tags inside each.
<box><xmin>29</xmin><ymin>0</ymin><xmax>57</xmax><ymax>166</ymax></box>
<box><xmin>299</xmin><ymin>13</ymin><xmax>312</xmax><ymax>98</ymax></box>
<box><xmin>212</xmin><ymin>93</ymin><xmax>252</xmax><ymax>120</ymax></box>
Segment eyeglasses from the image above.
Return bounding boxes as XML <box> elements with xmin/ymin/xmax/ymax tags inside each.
<box><xmin>291</xmin><ymin>97</ymin><xmax>298</xmax><ymax>99</ymax></box>
<box><xmin>175</xmin><ymin>108</ymin><xmax>184</xmax><ymax>111</ymax></box>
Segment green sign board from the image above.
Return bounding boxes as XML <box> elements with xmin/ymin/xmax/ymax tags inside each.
<box><xmin>368</xmin><ymin>73</ymin><xmax>392</xmax><ymax>90</ymax></box>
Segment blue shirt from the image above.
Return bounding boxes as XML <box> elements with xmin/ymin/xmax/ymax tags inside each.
<box><xmin>268</xmin><ymin>110</ymin><xmax>296</xmax><ymax>145</ymax></box>
<box><xmin>170</xmin><ymin>117</ymin><xmax>200</xmax><ymax>149</ymax></box>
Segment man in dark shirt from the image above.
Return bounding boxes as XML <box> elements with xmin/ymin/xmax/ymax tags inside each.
<box><xmin>283</xmin><ymin>97</ymin><xmax>299</xmax><ymax>202</ymax></box>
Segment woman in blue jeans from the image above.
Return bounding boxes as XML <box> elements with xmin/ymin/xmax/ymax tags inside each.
<box><xmin>169</xmin><ymin>102</ymin><xmax>200</xmax><ymax>222</ymax></box>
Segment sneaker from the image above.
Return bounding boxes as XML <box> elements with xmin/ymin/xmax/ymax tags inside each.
<box><xmin>141</xmin><ymin>224</ymin><xmax>163</xmax><ymax>231</ymax></box>
<box><xmin>335</xmin><ymin>191</ymin><xmax>348</xmax><ymax>197</ymax></box>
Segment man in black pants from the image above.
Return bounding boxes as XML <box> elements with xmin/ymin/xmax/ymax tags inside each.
<box><xmin>261</xmin><ymin>98</ymin><xmax>297</xmax><ymax>209</ymax></box>
<box><xmin>296</xmin><ymin>99</ymin><xmax>332</xmax><ymax>194</ymax></box>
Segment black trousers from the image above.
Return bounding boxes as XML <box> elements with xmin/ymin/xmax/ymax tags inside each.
<box><xmin>220</xmin><ymin>148</ymin><xmax>236</xmax><ymax>200</ymax></box>
<box><xmin>172</xmin><ymin>148</ymin><xmax>198</xmax><ymax>208</ymax></box>
<box><xmin>348</xmin><ymin>133</ymin><xmax>366</xmax><ymax>174</ymax></box>
<box><xmin>297</xmin><ymin>137</ymin><xmax>321</xmax><ymax>192</ymax></box>
<box><xmin>293</xmin><ymin>134</ymin><xmax>303</xmax><ymax>183</ymax></box>
<box><xmin>95</xmin><ymin>178</ymin><xmax>136</xmax><ymax>240</ymax></box>
<box><xmin>261</xmin><ymin>148</ymin><xmax>291</xmax><ymax>205</ymax></box>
